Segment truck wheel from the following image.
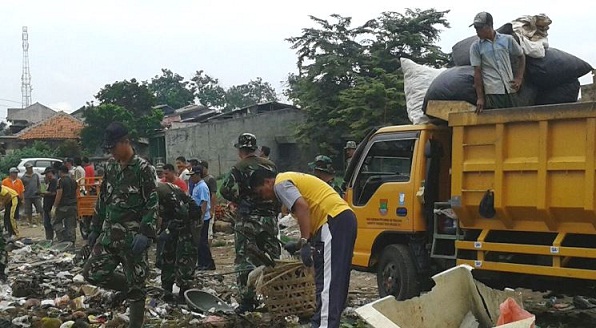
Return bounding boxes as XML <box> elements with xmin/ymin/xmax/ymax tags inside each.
<box><xmin>377</xmin><ymin>244</ymin><xmax>419</xmax><ymax>300</ymax></box>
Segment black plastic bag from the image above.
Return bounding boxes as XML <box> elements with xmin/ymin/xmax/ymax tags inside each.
<box><xmin>535</xmin><ymin>79</ymin><xmax>580</xmax><ymax>105</ymax></box>
<box><xmin>526</xmin><ymin>48</ymin><xmax>592</xmax><ymax>88</ymax></box>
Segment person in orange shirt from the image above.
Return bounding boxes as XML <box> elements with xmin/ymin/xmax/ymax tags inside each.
<box><xmin>2</xmin><ymin>167</ymin><xmax>23</xmax><ymax>237</ymax></box>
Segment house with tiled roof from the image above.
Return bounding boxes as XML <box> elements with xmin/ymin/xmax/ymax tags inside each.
<box><xmin>0</xmin><ymin>112</ymin><xmax>84</xmax><ymax>155</ymax></box>
<box><xmin>7</xmin><ymin>102</ymin><xmax>58</xmax><ymax>134</ymax></box>
<box><xmin>16</xmin><ymin>112</ymin><xmax>84</xmax><ymax>142</ymax></box>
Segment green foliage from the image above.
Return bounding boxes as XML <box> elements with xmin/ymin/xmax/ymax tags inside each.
<box><xmin>83</xmin><ymin>81</ymin><xmax>165</xmax><ymax>153</ymax></box>
<box><xmin>224</xmin><ymin>77</ymin><xmax>278</xmax><ymax>112</ymax></box>
<box><xmin>80</xmin><ymin>104</ymin><xmax>135</xmax><ymax>152</ymax></box>
<box><xmin>286</xmin><ymin>8</ymin><xmax>450</xmax><ymax>151</ymax></box>
<box><xmin>192</xmin><ymin>70</ymin><xmax>227</xmax><ymax>108</ymax></box>
<box><xmin>0</xmin><ymin>141</ymin><xmax>56</xmax><ymax>179</ymax></box>
<box><xmin>95</xmin><ymin>78</ymin><xmax>157</xmax><ymax>117</ymax></box>
<box><xmin>148</xmin><ymin>69</ymin><xmax>196</xmax><ymax>109</ymax></box>
<box><xmin>56</xmin><ymin>139</ymin><xmax>83</xmax><ymax>158</ymax></box>
<box><xmin>192</xmin><ymin>71</ymin><xmax>278</xmax><ymax>112</ymax></box>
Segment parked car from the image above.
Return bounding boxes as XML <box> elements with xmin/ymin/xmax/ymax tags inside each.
<box><xmin>17</xmin><ymin>158</ymin><xmax>63</xmax><ymax>178</ymax></box>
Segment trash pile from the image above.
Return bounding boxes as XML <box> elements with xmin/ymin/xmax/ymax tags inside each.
<box><xmin>403</xmin><ymin>13</ymin><xmax>594</xmax><ymax>125</ymax></box>
<box><xmin>0</xmin><ymin>238</ymin><xmax>302</xmax><ymax>328</ymax></box>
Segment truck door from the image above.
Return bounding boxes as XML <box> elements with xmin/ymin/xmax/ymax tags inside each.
<box><xmin>348</xmin><ymin>132</ymin><xmax>419</xmax><ymax>235</ymax></box>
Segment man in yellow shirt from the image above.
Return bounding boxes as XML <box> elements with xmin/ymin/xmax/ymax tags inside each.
<box><xmin>250</xmin><ymin>170</ymin><xmax>357</xmax><ymax>328</ymax></box>
<box><xmin>0</xmin><ymin>184</ymin><xmax>17</xmax><ymax>281</ymax></box>
<box><xmin>2</xmin><ymin>168</ymin><xmax>23</xmax><ymax>237</ymax></box>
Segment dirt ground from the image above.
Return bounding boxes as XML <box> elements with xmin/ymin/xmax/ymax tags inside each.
<box><xmin>10</xmin><ymin>220</ymin><xmax>596</xmax><ymax>327</ymax></box>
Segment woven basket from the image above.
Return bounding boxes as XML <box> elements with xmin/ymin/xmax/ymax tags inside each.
<box><xmin>255</xmin><ymin>260</ymin><xmax>316</xmax><ymax>318</ymax></box>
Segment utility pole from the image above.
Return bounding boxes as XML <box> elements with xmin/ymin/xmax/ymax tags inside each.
<box><xmin>21</xmin><ymin>26</ymin><xmax>32</xmax><ymax>108</ymax></box>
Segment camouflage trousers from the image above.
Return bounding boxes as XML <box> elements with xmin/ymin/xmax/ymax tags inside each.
<box><xmin>82</xmin><ymin>233</ymin><xmax>149</xmax><ymax>302</ymax></box>
<box><xmin>234</xmin><ymin>214</ymin><xmax>279</xmax><ymax>300</ymax></box>
<box><xmin>156</xmin><ymin>229</ymin><xmax>197</xmax><ymax>290</ymax></box>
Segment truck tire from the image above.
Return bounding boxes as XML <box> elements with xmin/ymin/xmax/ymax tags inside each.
<box><xmin>377</xmin><ymin>244</ymin><xmax>420</xmax><ymax>300</ymax></box>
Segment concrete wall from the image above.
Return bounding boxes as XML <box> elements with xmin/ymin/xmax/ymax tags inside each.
<box><xmin>164</xmin><ymin>108</ymin><xmax>312</xmax><ymax>177</ymax></box>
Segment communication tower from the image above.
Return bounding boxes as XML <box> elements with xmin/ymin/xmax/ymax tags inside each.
<box><xmin>21</xmin><ymin>26</ymin><xmax>32</xmax><ymax>108</ymax></box>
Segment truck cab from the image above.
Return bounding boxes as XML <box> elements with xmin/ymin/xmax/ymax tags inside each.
<box><xmin>344</xmin><ymin>123</ymin><xmax>452</xmax><ymax>299</ymax></box>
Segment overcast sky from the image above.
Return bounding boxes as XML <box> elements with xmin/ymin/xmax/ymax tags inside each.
<box><xmin>0</xmin><ymin>1</ymin><xmax>594</xmax><ymax>119</ymax></box>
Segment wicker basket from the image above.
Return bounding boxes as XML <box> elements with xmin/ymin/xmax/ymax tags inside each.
<box><xmin>254</xmin><ymin>260</ymin><xmax>316</xmax><ymax>318</ymax></box>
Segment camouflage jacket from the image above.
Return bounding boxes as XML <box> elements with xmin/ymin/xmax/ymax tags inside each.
<box><xmin>155</xmin><ymin>182</ymin><xmax>202</xmax><ymax>231</ymax></box>
<box><xmin>219</xmin><ymin>155</ymin><xmax>278</xmax><ymax>216</ymax></box>
<box><xmin>91</xmin><ymin>155</ymin><xmax>158</xmax><ymax>239</ymax></box>
<box><xmin>328</xmin><ymin>178</ymin><xmax>344</xmax><ymax>197</ymax></box>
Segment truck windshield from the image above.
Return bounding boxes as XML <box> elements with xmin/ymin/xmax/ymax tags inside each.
<box><xmin>353</xmin><ymin>138</ymin><xmax>415</xmax><ymax>205</ymax></box>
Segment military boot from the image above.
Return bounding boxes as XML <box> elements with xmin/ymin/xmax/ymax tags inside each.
<box><xmin>162</xmin><ymin>282</ymin><xmax>175</xmax><ymax>303</ymax></box>
<box><xmin>102</xmin><ymin>274</ymin><xmax>129</xmax><ymax>307</ymax></box>
<box><xmin>128</xmin><ymin>300</ymin><xmax>145</xmax><ymax>328</ymax></box>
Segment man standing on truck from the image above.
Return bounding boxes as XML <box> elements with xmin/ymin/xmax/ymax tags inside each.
<box><xmin>470</xmin><ymin>11</ymin><xmax>526</xmax><ymax>113</ymax></box>
<box><xmin>250</xmin><ymin>170</ymin><xmax>357</xmax><ymax>328</ymax></box>
<box><xmin>219</xmin><ymin>132</ymin><xmax>279</xmax><ymax>313</ymax></box>
<box><xmin>309</xmin><ymin>155</ymin><xmax>343</xmax><ymax>196</ymax></box>
<box><xmin>155</xmin><ymin>181</ymin><xmax>201</xmax><ymax>302</ymax></box>
<box><xmin>83</xmin><ymin>122</ymin><xmax>158</xmax><ymax>328</ymax></box>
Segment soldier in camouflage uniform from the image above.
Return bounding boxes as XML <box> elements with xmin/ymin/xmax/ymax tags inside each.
<box><xmin>219</xmin><ymin>133</ymin><xmax>280</xmax><ymax>313</ymax></box>
<box><xmin>155</xmin><ymin>182</ymin><xmax>202</xmax><ymax>301</ymax></box>
<box><xmin>309</xmin><ymin>155</ymin><xmax>343</xmax><ymax>196</ymax></box>
<box><xmin>82</xmin><ymin>122</ymin><xmax>157</xmax><ymax>328</ymax></box>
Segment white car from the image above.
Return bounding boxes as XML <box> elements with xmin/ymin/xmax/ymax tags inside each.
<box><xmin>17</xmin><ymin>158</ymin><xmax>63</xmax><ymax>178</ymax></box>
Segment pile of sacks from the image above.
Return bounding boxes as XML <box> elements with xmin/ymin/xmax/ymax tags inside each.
<box><xmin>403</xmin><ymin>14</ymin><xmax>593</xmax><ymax>124</ymax></box>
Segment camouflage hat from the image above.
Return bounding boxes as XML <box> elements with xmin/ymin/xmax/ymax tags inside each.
<box><xmin>234</xmin><ymin>133</ymin><xmax>257</xmax><ymax>150</ymax></box>
<box><xmin>344</xmin><ymin>141</ymin><xmax>357</xmax><ymax>149</ymax></box>
<box><xmin>308</xmin><ymin>155</ymin><xmax>335</xmax><ymax>174</ymax></box>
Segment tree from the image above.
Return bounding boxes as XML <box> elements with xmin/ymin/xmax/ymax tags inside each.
<box><xmin>192</xmin><ymin>70</ymin><xmax>227</xmax><ymax>109</ymax></box>
<box><xmin>224</xmin><ymin>78</ymin><xmax>278</xmax><ymax>111</ymax></box>
<box><xmin>285</xmin><ymin>9</ymin><xmax>450</xmax><ymax>151</ymax></box>
<box><xmin>91</xmin><ymin>80</ymin><xmax>164</xmax><ymax>152</ymax></box>
<box><xmin>95</xmin><ymin>79</ymin><xmax>157</xmax><ymax>117</ymax></box>
<box><xmin>0</xmin><ymin>141</ymin><xmax>56</xmax><ymax>179</ymax></box>
<box><xmin>56</xmin><ymin>139</ymin><xmax>83</xmax><ymax>158</ymax></box>
<box><xmin>148</xmin><ymin>69</ymin><xmax>196</xmax><ymax>109</ymax></box>
<box><xmin>80</xmin><ymin>104</ymin><xmax>135</xmax><ymax>152</ymax></box>
<box><xmin>192</xmin><ymin>71</ymin><xmax>279</xmax><ymax>112</ymax></box>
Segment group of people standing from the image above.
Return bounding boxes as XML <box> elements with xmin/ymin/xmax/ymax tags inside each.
<box><xmin>0</xmin><ymin>120</ymin><xmax>356</xmax><ymax>328</ymax></box>
<box><xmin>0</xmin><ymin>157</ymin><xmax>93</xmax><ymax>282</ymax></box>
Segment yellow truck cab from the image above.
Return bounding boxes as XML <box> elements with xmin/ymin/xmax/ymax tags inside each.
<box><xmin>344</xmin><ymin>100</ymin><xmax>596</xmax><ymax>300</ymax></box>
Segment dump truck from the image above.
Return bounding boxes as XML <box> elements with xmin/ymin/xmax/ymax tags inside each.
<box><xmin>343</xmin><ymin>98</ymin><xmax>596</xmax><ymax>300</ymax></box>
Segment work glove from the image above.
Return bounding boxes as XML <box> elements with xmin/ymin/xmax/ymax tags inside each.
<box><xmin>50</xmin><ymin>206</ymin><xmax>57</xmax><ymax>219</ymax></box>
<box><xmin>131</xmin><ymin>233</ymin><xmax>151</xmax><ymax>255</ymax></box>
<box><xmin>299</xmin><ymin>242</ymin><xmax>313</xmax><ymax>267</ymax></box>
<box><xmin>87</xmin><ymin>231</ymin><xmax>99</xmax><ymax>247</ymax></box>
<box><xmin>283</xmin><ymin>241</ymin><xmax>301</xmax><ymax>255</ymax></box>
